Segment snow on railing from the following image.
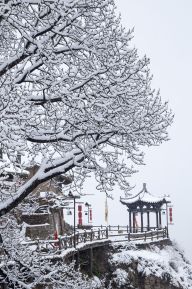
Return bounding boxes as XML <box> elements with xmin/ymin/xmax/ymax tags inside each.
<box><xmin>20</xmin><ymin>226</ymin><xmax>168</xmax><ymax>252</ymax></box>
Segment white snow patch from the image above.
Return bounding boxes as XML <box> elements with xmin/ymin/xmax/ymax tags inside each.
<box><xmin>113</xmin><ymin>268</ymin><xmax>128</xmax><ymax>287</ymax></box>
<box><xmin>111</xmin><ymin>243</ymin><xmax>192</xmax><ymax>289</ymax></box>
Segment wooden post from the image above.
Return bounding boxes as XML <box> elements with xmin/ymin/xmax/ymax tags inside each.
<box><xmin>89</xmin><ymin>248</ymin><xmax>93</xmax><ymax>276</ymax></box>
<box><xmin>37</xmin><ymin>238</ymin><xmax>40</xmax><ymax>251</ymax></box>
<box><xmin>156</xmin><ymin>211</ymin><xmax>159</xmax><ymax>229</ymax></box>
<box><xmin>106</xmin><ymin>227</ymin><xmax>108</xmax><ymax>239</ymax></box>
<box><xmin>159</xmin><ymin>210</ymin><xmax>162</xmax><ymax>228</ymax></box>
<box><xmin>75</xmin><ymin>250</ymin><xmax>80</xmax><ymax>270</ymax></box>
<box><xmin>58</xmin><ymin>236</ymin><xmax>62</xmax><ymax>250</ymax></box>
<box><xmin>84</xmin><ymin>230</ymin><xmax>86</xmax><ymax>242</ymax></box>
<box><xmin>98</xmin><ymin>229</ymin><xmax>100</xmax><ymax>240</ymax></box>
<box><xmin>140</xmin><ymin>211</ymin><xmax>144</xmax><ymax>232</ymax></box>
<box><xmin>133</xmin><ymin>212</ymin><xmax>136</xmax><ymax>233</ymax></box>
<box><xmin>147</xmin><ymin>211</ymin><xmax>150</xmax><ymax>231</ymax></box>
<box><xmin>166</xmin><ymin>203</ymin><xmax>169</xmax><ymax>238</ymax></box>
<box><xmin>129</xmin><ymin>210</ymin><xmax>132</xmax><ymax>233</ymax></box>
<box><xmin>73</xmin><ymin>197</ymin><xmax>76</xmax><ymax>248</ymax></box>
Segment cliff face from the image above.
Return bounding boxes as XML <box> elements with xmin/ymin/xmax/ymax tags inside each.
<box><xmin>91</xmin><ymin>241</ymin><xmax>192</xmax><ymax>289</ymax></box>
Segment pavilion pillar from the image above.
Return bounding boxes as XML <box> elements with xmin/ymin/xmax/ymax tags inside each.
<box><xmin>133</xmin><ymin>212</ymin><xmax>136</xmax><ymax>233</ymax></box>
<box><xmin>140</xmin><ymin>211</ymin><xmax>144</xmax><ymax>232</ymax></box>
<box><xmin>129</xmin><ymin>210</ymin><xmax>132</xmax><ymax>233</ymax></box>
<box><xmin>159</xmin><ymin>210</ymin><xmax>162</xmax><ymax>228</ymax></box>
<box><xmin>147</xmin><ymin>211</ymin><xmax>150</xmax><ymax>231</ymax></box>
<box><xmin>156</xmin><ymin>211</ymin><xmax>159</xmax><ymax>228</ymax></box>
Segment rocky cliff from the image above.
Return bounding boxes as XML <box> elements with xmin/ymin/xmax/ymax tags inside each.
<box><xmin>90</xmin><ymin>240</ymin><xmax>192</xmax><ymax>289</ymax></box>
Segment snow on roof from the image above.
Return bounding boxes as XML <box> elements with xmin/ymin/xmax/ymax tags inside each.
<box><xmin>0</xmin><ymin>159</ymin><xmax>29</xmax><ymax>176</ymax></box>
<box><xmin>120</xmin><ymin>183</ymin><xmax>170</xmax><ymax>205</ymax></box>
<box><xmin>3</xmin><ymin>165</ymin><xmax>29</xmax><ymax>176</ymax></box>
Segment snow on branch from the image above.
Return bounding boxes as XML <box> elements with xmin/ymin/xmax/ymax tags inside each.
<box><xmin>0</xmin><ymin>0</ymin><xmax>173</xmax><ymax>215</ymax></box>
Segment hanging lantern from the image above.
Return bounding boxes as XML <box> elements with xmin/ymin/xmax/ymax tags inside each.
<box><xmin>78</xmin><ymin>205</ymin><xmax>82</xmax><ymax>225</ymax></box>
<box><xmin>89</xmin><ymin>208</ymin><xmax>92</xmax><ymax>222</ymax></box>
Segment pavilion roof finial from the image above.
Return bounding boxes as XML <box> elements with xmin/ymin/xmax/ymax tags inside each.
<box><xmin>143</xmin><ymin>183</ymin><xmax>147</xmax><ymax>191</ymax></box>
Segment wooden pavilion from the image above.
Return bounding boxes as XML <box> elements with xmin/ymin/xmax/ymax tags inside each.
<box><xmin>120</xmin><ymin>183</ymin><xmax>171</xmax><ymax>233</ymax></box>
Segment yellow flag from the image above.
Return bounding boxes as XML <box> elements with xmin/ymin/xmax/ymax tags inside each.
<box><xmin>105</xmin><ymin>197</ymin><xmax>108</xmax><ymax>223</ymax></box>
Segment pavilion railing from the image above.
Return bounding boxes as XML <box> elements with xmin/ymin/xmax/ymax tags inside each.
<box><xmin>20</xmin><ymin>226</ymin><xmax>168</xmax><ymax>252</ymax></box>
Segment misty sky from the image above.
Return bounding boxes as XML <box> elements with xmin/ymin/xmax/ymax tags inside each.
<box><xmin>79</xmin><ymin>0</ymin><xmax>192</xmax><ymax>261</ymax></box>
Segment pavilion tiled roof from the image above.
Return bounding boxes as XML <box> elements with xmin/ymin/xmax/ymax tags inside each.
<box><xmin>120</xmin><ymin>183</ymin><xmax>170</xmax><ymax>205</ymax></box>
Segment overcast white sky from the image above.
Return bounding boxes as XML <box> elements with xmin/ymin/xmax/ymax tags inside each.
<box><xmin>80</xmin><ymin>0</ymin><xmax>192</xmax><ymax>261</ymax></box>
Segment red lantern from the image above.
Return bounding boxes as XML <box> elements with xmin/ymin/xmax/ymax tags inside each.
<box><xmin>89</xmin><ymin>208</ymin><xmax>92</xmax><ymax>222</ymax></box>
<box><xmin>54</xmin><ymin>230</ymin><xmax>58</xmax><ymax>240</ymax></box>
<box><xmin>54</xmin><ymin>230</ymin><xmax>59</xmax><ymax>247</ymax></box>
<box><xmin>78</xmin><ymin>205</ymin><xmax>82</xmax><ymax>225</ymax></box>
<box><xmin>169</xmin><ymin>207</ymin><xmax>173</xmax><ymax>223</ymax></box>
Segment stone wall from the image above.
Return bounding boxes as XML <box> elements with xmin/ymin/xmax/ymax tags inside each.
<box><xmin>22</xmin><ymin>208</ymin><xmax>71</xmax><ymax>239</ymax></box>
<box><xmin>22</xmin><ymin>212</ymin><xmax>55</xmax><ymax>239</ymax></box>
<box><xmin>25</xmin><ymin>224</ymin><xmax>53</xmax><ymax>239</ymax></box>
<box><xmin>22</xmin><ymin>213</ymin><xmax>51</xmax><ymax>225</ymax></box>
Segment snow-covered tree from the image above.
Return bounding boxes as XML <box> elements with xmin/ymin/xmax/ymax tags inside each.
<box><xmin>0</xmin><ymin>216</ymin><xmax>92</xmax><ymax>288</ymax></box>
<box><xmin>0</xmin><ymin>0</ymin><xmax>173</xmax><ymax>216</ymax></box>
<box><xmin>0</xmin><ymin>1</ymin><xmax>173</xmax><ymax>288</ymax></box>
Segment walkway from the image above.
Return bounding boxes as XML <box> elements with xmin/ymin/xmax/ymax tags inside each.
<box><xmin>22</xmin><ymin>226</ymin><xmax>168</xmax><ymax>252</ymax></box>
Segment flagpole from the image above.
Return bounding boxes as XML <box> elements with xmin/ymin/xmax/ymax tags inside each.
<box><xmin>105</xmin><ymin>196</ymin><xmax>108</xmax><ymax>226</ymax></box>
